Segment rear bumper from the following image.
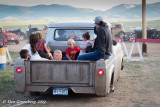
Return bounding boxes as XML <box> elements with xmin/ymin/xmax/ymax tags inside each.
<box><xmin>26</xmin><ymin>85</ymin><xmax>95</xmax><ymax>94</ymax></box>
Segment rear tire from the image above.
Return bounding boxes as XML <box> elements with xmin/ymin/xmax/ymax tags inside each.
<box><xmin>15</xmin><ymin>40</ymin><xmax>19</xmax><ymax>44</ymax></box>
<box><xmin>19</xmin><ymin>35</ymin><xmax>24</xmax><ymax>41</ymax></box>
<box><xmin>109</xmin><ymin>72</ymin><xmax>114</xmax><ymax>93</ymax></box>
<box><xmin>118</xmin><ymin>32</ymin><xmax>125</xmax><ymax>39</ymax></box>
<box><xmin>0</xmin><ymin>37</ymin><xmax>4</xmax><ymax>42</ymax></box>
<box><xmin>29</xmin><ymin>92</ymin><xmax>40</xmax><ymax>96</ymax></box>
<box><xmin>20</xmin><ymin>32</ymin><xmax>27</xmax><ymax>40</ymax></box>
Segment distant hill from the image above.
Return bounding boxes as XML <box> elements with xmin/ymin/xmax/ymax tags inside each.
<box><xmin>0</xmin><ymin>2</ymin><xmax>160</xmax><ymax>21</ymax></box>
<box><xmin>105</xmin><ymin>2</ymin><xmax>160</xmax><ymax>19</ymax></box>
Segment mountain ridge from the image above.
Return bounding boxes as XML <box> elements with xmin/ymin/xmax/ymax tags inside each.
<box><xmin>0</xmin><ymin>2</ymin><xmax>160</xmax><ymax>21</ymax></box>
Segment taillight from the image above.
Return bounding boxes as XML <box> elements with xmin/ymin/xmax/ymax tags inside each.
<box><xmin>98</xmin><ymin>70</ymin><xmax>104</xmax><ymax>76</ymax></box>
<box><xmin>16</xmin><ymin>68</ymin><xmax>22</xmax><ymax>73</ymax></box>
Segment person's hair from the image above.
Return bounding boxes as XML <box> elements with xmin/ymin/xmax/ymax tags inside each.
<box><xmin>94</xmin><ymin>26</ymin><xmax>98</xmax><ymax>35</ymax></box>
<box><xmin>0</xmin><ymin>28</ymin><xmax>2</xmax><ymax>32</ymax></box>
<box><xmin>29</xmin><ymin>34</ymin><xmax>39</xmax><ymax>54</ymax></box>
<box><xmin>58</xmin><ymin>30</ymin><xmax>65</xmax><ymax>36</ymax></box>
<box><xmin>19</xmin><ymin>49</ymin><xmax>29</xmax><ymax>59</ymax></box>
<box><xmin>70</xmin><ymin>31</ymin><xmax>76</xmax><ymax>36</ymax></box>
<box><xmin>98</xmin><ymin>21</ymin><xmax>104</xmax><ymax>25</ymax></box>
<box><xmin>82</xmin><ymin>32</ymin><xmax>90</xmax><ymax>40</ymax></box>
<box><xmin>113</xmin><ymin>40</ymin><xmax>117</xmax><ymax>46</ymax></box>
<box><xmin>36</xmin><ymin>32</ymin><xmax>42</xmax><ymax>40</ymax></box>
<box><xmin>67</xmin><ymin>39</ymin><xmax>75</xmax><ymax>45</ymax></box>
<box><xmin>54</xmin><ymin>50</ymin><xmax>62</xmax><ymax>56</ymax></box>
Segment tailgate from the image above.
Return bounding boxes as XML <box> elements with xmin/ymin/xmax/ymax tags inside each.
<box><xmin>26</xmin><ymin>61</ymin><xmax>96</xmax><ymax>86</ymax></box>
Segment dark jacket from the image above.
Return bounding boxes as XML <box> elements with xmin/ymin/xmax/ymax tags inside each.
<box><xmin>96</xmin><ymin>22</ymin><xmax>112</xmax><ymax>59</ymax></box>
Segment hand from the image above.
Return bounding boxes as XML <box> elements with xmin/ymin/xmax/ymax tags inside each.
<box><xmin>99</xmin><ymin>59</ymin><xmax>104</xmax><ymax>61</ymax></box>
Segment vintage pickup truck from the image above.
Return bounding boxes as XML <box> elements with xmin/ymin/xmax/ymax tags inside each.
<box><xmin>14</xmin><ymin>23</ymin><xmax>124</xmax><ymax>96</ymax></box>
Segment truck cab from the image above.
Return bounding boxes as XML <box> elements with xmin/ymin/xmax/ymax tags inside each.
<box><xmin>46</xmin><ymin>23</ymin><xmax>96</xmax><ymax>52</ymax></box>
<box><xmin>14</xmin><ymin>23</ymin><xmax>124</xmax><ymax>96</ymax></box>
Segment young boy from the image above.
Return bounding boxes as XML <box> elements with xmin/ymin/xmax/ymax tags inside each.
<box><xmin>19</xmin><ymin>49</ymin><xmax>30</xmax><ymax>60</ymax></box>
<box><xmin>66</xmin><ymin>39</ymin><xmax>80</xmax><ymax>60</ymax></box>
<box><xmin>53</xmin><ymin>50</ymin><xmax>62</xmax><ymax>60</ymax></box>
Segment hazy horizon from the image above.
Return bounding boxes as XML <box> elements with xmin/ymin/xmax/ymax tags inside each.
<box><xmin>0</xmin><ymin>0</ymin><xmax>159</xmax><ymax>11</ymax></box>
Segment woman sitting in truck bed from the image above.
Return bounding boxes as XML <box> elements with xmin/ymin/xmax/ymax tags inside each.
<box><xmin>22</xmin><ymin>34</ymin><xmax>48</xmax><ymax>60</ymax></box>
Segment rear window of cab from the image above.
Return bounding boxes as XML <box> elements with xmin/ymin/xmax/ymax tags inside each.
<box><xmin>54</xmin><ymin>29</ymin><xmax>96</xmax><ymax>41</ymax></box>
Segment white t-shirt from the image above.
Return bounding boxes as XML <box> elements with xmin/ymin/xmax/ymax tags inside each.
<box><xmin>22</xmin><ymin>43</ymin><xmax>42</xmax><ymax>60</ymax></box>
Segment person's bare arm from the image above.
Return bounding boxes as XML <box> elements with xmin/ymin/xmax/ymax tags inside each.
<box><xmin>44</xmin><ymin>43</ymin><xmax>49</xmax><ymax>53</ymax></box>
<box><xmin>66</xmin><ymin>54</ymin><xmax>72</xmax><ymax>60</ymax></box>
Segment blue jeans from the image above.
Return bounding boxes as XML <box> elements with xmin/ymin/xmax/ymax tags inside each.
<box><xmin>77</xmin><ymin>50</ymin><xmax>101</xmax><ymax>61</ymax></box>
<box><xmin>78</xmin><ymin>50</ymin><xmax>110</xmax><ymax>61</ymax></box>
<box><xmin>105</xmin><ymin>56</ymin><xmax>110</xmax><ymax>59</ymax></box>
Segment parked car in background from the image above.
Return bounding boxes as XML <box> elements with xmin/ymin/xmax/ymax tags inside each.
<box><xmin>0</xmin><ymin>27</ymin><xmax>20</xmax><ymax>44</ymax></box>
<box><xmin>151</xmin><ymin>30</ymin><xmax>160</xmax><ymax>39</ymax></box>
<box><xmin>26</xmin><ymin>27</ymin><xmax>39</xmax><ymax>38</ymax></box>
<box><xmin>132</xmin><ymin>27</ymin><xmax>157</xmax><ymax>39</ymax></box>
<box><xmin>8</xmin><ymin>29</ymin><xmax>26</xmax><ymax>41</ymax></box>
<box><xmin>111</xmin><ymin>23</ymin><xmax>125</xmax><ymax>39</ymax></box>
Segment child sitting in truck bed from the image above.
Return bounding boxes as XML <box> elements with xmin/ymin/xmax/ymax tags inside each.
<box><xmin>79</xmin><ymin>32</ymin><xmax>92</xmax><ymax>55</ymax></box>
<box><xmin>53</xmin><ymin>50</ymin><xmax>62</xmax><ymax>60</ymax></box>
<box><xmin>66</xmin><ymin>39</ymin><xmax>80</xmax><ymax>60</ymax></box>
<box><xmin>36</xmin><ymin>32</ymin><xmax>53</xmax><ymax>60</ymax></box>
<box><xmin>19</xmin><ymin>49</ymin><xmax>30</xmax><ymax>60</ymax></box>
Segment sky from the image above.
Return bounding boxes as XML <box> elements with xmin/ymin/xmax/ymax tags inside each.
<box><xmin>0</xmin><ymin>0</ymin><xmax>159</xmax><ymax>11</ymax></box>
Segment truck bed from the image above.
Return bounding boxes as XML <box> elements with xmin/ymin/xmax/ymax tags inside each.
<box><xmin>25</xmin><ymin>60</ymin><xmax>96</xmax><ymax>87</ymax></box>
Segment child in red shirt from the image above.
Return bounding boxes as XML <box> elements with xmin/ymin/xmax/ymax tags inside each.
<box><xmin>66</xmin><ymin>39</ymin><xmax>80</xmax><ymax>60</ymax></box>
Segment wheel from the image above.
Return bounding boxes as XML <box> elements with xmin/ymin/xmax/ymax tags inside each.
<box><xmin>29</xmin><ymin>92</ymin><xmax>40</xmax><ymax>96</ymax></box>
<box><xmin>121</xmin><ymin>59</ymin><xmax>124</xmax><ymax>70</ymax></box>
<box><xmin>118</xmin><ymin>32</ymin><xmax>125</xmax><ymax>39</ymax></box>
<box><xmin>20</xmin><ymin>32</ymin><xmax>27</xmax><ymax>40</ymax></box>
<box><xmin>109</xmin><ymin>72</ymin><xmax>115</xmax><ymax>93</ymax></box>
<box><xmin>19</xmin><ymin>35</ymin><xmax>24</xmax><ymax>41</ymax></box>
<box><xmin>152</xmin><ymin>34</ymin><xmax>159</xmax><ymax>39</ymax></box>
<box><xmin>129</xmin><ymin>36</ymin><xmax>136</xmax><ymax>42</ymax></box>
<box><xmin>0</xmin><ymin>37</ymin><xmax>4</xmax><ymax>42</ymax></box>
<box><xmin>15</xmin><ymin>40</ymin><xmax>19</xmax><ymax>44</ymax></box>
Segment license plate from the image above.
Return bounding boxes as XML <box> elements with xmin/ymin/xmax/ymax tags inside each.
<box><xmin>53</xmin><ymin>88</ymin><xmax>68</xmax><ymax>95</ymax></box>
<box><xmin>11</xmin><ymin>38</ymin><xmax>14</xmax><ymax>40</ymax></box>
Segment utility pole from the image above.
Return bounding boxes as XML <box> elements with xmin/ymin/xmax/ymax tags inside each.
<box><xmin>142</xmin><ymin>0</ymin><xmax>147</xmax><ymax>53</ymax></box>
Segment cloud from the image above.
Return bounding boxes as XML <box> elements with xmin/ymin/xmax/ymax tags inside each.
<box><xmin>124</xmin><ymin>4</ymin><xmax>136</xmax><ymax>9</ymax></box>
<box><xmin>1</xmin><ymin>16</ymin><xmax>19</xmax><ymax>21</ymax></box>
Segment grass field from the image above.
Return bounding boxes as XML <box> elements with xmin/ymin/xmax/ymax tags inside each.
<box><xmin>0</xmin><ymin>21</ymin><xmax>50</xmax><ymax>32</ymax></box>
<box><xmin>0</xmin><ymin>20</ymin><xmax>160</xmax><ymax>32</ymax></box>
<box><xmin>123</xmin><ymin>20</ymin><xmax>160</xmax><ymax>31</ymax></box>
<box><xmin>0</xmin><ymin>52</ymin><xmax>19</xmax><ymax>93</ymax></box>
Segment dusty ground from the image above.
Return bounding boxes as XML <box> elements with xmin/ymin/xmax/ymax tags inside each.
<box><xmin>6</xmin><ymin>40</ymin><xmax>160</xmax><ymax>56</ymax></box>
<box><xmin>6</xmin><ymin>40</ymin><xmax>29</xmax><ymax>52</ymax></box>
<box><xmin>1</xmin><ymin>40</ymin><xmax>160</xmax><ymax>107</ymax></box>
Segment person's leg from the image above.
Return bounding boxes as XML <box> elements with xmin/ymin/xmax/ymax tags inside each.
<box><xmin>48</xmin><ymin>53</ymin><xmax>54</xmax><ymax>60</ymax></box>
<box><xmin>77</xmin><ymin>50</ymin><xmax>101</xmax><ymax>61</ymax></box>
<box><xmin>62</xmin><ymin>57</ymin><xmax>68</xmax><ymax>60</ymax></box>
<box><xmin>105</xmin><ymin>56</ymin><xmax>110</xmax><ymax>60</ymax></box>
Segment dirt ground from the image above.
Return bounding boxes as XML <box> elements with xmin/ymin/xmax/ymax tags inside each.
<box><xmin>1</xmin><ymin>40</ymin><xmax>160</xmax><ymax>107</ymax></box>
<box><xmin>6</xmin><ymin>40</ymin><xmax>160</xmax><ymax>57</ymax></box>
